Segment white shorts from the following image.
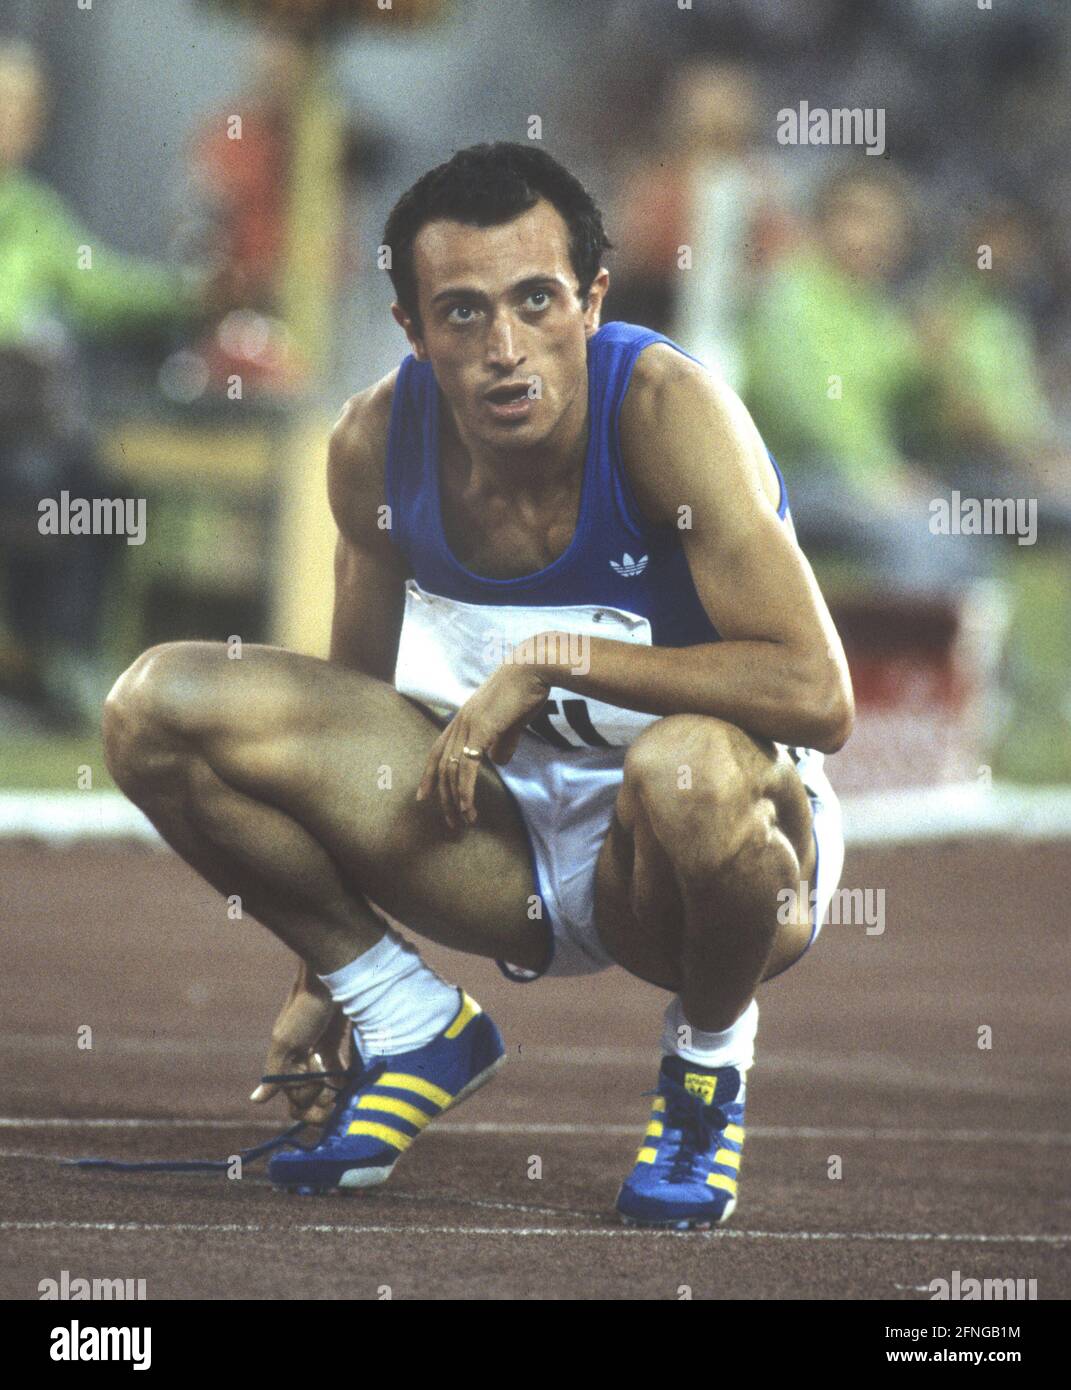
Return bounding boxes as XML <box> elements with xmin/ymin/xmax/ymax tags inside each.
<box><xmin>496</xmin><ymin>738</ymin><xmax>845</xmax><ymax>983</ymax></box>
<box><xmin>390</xmin><ymin>578</ymin><xmax>845</xmax><ymax>985</ymax></box>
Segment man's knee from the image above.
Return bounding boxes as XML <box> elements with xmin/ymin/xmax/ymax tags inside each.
<box><xmin>622</xmin><ymin>716</ymin><xmax>777</xmax><ymax>868</ymax></box>
<box><xmin>103</xmin><ymin>641</ymin><xmax>222</xmax><ymax>789</ymax></box>
<box><xmin>104</xmin><ymin>642</ymin><xmax>394</xmax><ymax>802</ymax></box>
<box><xmin>625</xmin><ymin>716</ymin><xmax>758</xmax><ymax>818</ymax></box>
<box><xmin>103</xmin><ymin>641</ymin><xmax>312</xmax><ymax>789</ymax></box>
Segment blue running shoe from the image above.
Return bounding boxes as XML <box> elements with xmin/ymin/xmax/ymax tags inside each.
<box><xmin>615</xmin><ymin>1056</ymin><xmax>746</xmax><ymax>1229</ymax></box>
<box><xmin>268</xmin><ymin>990</ymin><xmax>505</xmax><ymax>1194</ymax></box>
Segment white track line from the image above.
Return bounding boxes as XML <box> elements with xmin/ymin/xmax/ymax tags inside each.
<box><xmin>1</xmin><ymin>1116</ymin><xmax>1068</xmax><ymax>1144</ymax></box>
<box><xmin>0</xmin><ymin>1163</ymin><xmax>592</xmax><ymax>1221</ymax></box>
<box><xmin>841</xmin><ymin>782</ymin><xmax>1071</xmax><ymax>845</ymax></box>
<box><xmin>1</xmin><ymin>1219</ymin><xmax>1067</xmax><ymax>1245</ymax></box>
<box><xmin>0</xmin><ymin>792</ymin><xmax>160</xmax><ymax>844</ymax></box>
<box><xmin>2</xmin><ymin>1038</ymin><xmax>1064</xmax><ymax>1098</ymax></box>
<box><xmin>5</xmin><ymin>783</ymin><xmax>1071</xmax><ymax>845</ymax></box>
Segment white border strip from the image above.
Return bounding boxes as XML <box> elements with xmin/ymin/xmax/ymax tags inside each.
<box><xmin>840</xmin><ymin>782</ymin><xmax>1071</xmax><ymax>845</ymax></box>
<box><xmin>1</xmin><ymin>1219</ymin><xmax>1067</xmax><ymax>1245</ymax></box>
<box><xmin>0</xmin><ymin>1116</ymin><xmax>1067</xmax><ymax>1144</ymax></box>
<box><xmin>0</xmin><ymin>793</ymin><xmax>160</xmax><ymax>845</ymax></box>
<box><xmin>3</xmin><ymin>784</ymin><xmax>1071</xmax><ymax>847</ymax></box>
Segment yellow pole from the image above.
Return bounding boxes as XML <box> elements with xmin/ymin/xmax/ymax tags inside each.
<box><xmin>273</xmin><ymin>36</ymin><xmax>344</xmax><ymax>656</ymax></box>
<box><xmin>279</xmin><ymin>36</ymin><xmax>344</xmax><ymax>378</ymax></box>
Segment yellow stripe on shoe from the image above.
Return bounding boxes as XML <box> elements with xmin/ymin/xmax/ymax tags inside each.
<box><xmin>356</xmin><ymin>1095</ymin><xmax>433</xmax><ymax>1129</ymax></box>
<box><xmin>725</xmin><ymin>1124</ymin><xmax>745</xmax><ymax>1146</ymax></box>
<box><xmin>444</xmin><ymin>991</ymin><xmax>482</xmax><ymax>1039</ymax></box>
<box><xmin>376</xmin><ymin>1073</ymin><xmax>453</xmax><ymax>1110</ymax></box>
<box><xmin>644</xmin><ymin>1120</ymin><xmax>664</xmax><ymax>1140</ymax></box>
<box><xmin>636</xmin><ymin>1146</ymin><xmax>658</xmax><ymax>1164</ymax></box>
<box><xmin>345</xmin><ymin>1121</ymin><xmax>414</xmax><ymax>1151</ymax></box>
<box><xmin>714</xmin><ymin>1148</ymin><xmax>741</xmax><ymax>1170</ymax></box>
<box><xmin>706</xmin><ymin>1172</ymin><xmax>737</xmax><ymax>1194</ymax></box>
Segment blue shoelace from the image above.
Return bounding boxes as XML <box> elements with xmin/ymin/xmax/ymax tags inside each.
<box><xmin>67</xmin><ymin>1066</ymin><xmax>352</xmax><ymax>1174</ymax></box>
<box><xmin>649</xmin><ymin>1074</ymin><xmax>732</xmax><ymax>1184</ymax></box>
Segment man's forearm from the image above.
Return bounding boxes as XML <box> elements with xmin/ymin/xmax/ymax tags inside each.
<box><xmin>528</xmin><ymin>631</ymin><xmax>852</xmax><ymax>754</ymax></box>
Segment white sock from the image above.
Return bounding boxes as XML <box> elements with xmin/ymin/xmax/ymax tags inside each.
<box><xmin>318</xmin><ymin>932</ymin><xmax>461</xmax><ymax>1059</ymax></box>
<box><xmin>661</xmin><ymin>996</ymin><xmax>758</xmax><ymax>1080</ymax></box>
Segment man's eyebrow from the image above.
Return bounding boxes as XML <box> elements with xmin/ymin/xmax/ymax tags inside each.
<box><xmin>430</xmin><ymin>284</ymin><xmax>486</xmax><ymax>306</ymax></box>
<box><xmin>429</xmin><ymin>273</ymin><xmax>565</xmax><ymax>307</ymax></box>
<box><xmin>513</xmin><ymin>274</ymin><xmax>563</xmax><ymax>294</ymax></box>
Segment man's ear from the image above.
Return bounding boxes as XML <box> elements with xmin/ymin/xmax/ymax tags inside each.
<box><xmin>583</xmin><ymin>268</ymin><xmax>611</xmax><ymax>336</ymax></box>
<box><xmin>391</xmin><ymin>302</ymin><xmax>428</xmax><ymax>360</ymax></box>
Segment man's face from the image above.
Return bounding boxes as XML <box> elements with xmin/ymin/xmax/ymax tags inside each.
<box><xmin>674</xmin><ymin>64</ymin><xmax>757</xmax><ymax>158</ymax></box>
<box><xmin>395</xmin><ymin>198</ymin><xmax>608</xmax><ymax>454</ymax></box>
<box><xmin>821</xmin><ymin>182</ymin><xmax>909</xmax><ymax>282</ymax></box>
<box><xmin>0</xmin><ymin>59</ymin><xmax>45</xmax><ymax>170</ymax></box>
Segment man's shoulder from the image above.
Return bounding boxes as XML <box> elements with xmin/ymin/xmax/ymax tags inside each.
<box><xmin>617</xmin><ymin>335</ymin><xmax>779</xmax><ymax>521</ymax></box>
<box><xmin>327</xmin><ymin>369</ymin><xmax>401</xmax><ymax>534</ymax></box>
<box><xmin>625</xmin><ymin>335</ymin><xmax>707</xmax><ymax>397</ymax></box>
<box><xmin>330</xmin><ymin>369</ymin><xmax>400</xmax><ymax>473</ymax></box>
<box><xmin>615</xmin><ymin>337</ymin><xmax>724</xmax><ymax>523</ymax></box>
<box><xmin>620</xmin><ymin>336</ymin><xmax>731</xmax><ymax>446</ymax></box>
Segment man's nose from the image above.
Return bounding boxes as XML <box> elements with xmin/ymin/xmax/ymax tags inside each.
<box><xmin>485</xmin><ymin>313</ymin><xmax>524</xmax><ymax>369</ymax></box>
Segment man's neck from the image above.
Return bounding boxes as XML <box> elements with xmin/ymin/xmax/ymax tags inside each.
<box><xmin>440</xmin><ymin>384</ymin><xmax>589</xmax><ymax>504</ymax></box>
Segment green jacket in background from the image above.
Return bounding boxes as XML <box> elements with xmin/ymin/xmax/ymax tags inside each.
<box><xmin>0</xmin><ymin>166</ymin><xmax>197</xmax><ymax>347</ymax></box>
<box><xmin>923</xmin><ymin>272</ymin><xmax>1054</xmax><ymax>456</ymax></box>
<box><xmin>743</xmin><ymin>251</ymin><xmax>928</xmax><ymax>499</ymax></box>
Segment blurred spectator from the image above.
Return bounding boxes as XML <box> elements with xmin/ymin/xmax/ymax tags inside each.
<box><xmin>742</xmin><ymin>165</ymin><xmax>973</xmax><ymax>593</ymax></box>
<box><xmin>0</xmin><ymin>39</ymin><xmax>206</xmax><ymax>729</ymax></box>
<box><xmin>669</xmin><ymin>61</ymin><xmax>795</xmax><ymax>389</ymax></box>
<box><xmin>177</xmin><ymin>31</ymin><xmax>306</xmax><ymax>397</ymax></box>
<box><xmin>745</xmin><ymin>165</ymin><xmax>925</xmax><ymax>497</ymax></box>
<box><xmin>608</xmin><ymin>60</ymin><xmax>794</xmax><ymax>385</ymax></box>
<box><xmin>184</xmin><ymin>32</ymin><xmax>302</xmax><ymax>314</ymax></box>
<box><xmin>916</xmin><ymin>203</ymin><xmax>1070</xmax><ymax>505</ymax></box>
<box><xmin>178</xmin><ymin>30</ymin><xmax>388</xmax><ymax>398</ymax></box>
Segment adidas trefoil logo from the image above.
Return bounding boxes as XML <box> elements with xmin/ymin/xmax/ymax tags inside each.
<box><xmin>684</xmin><ymin>1073</ymin><xmax>717</xmax><ymax>1105</ymax></box>
<box><xmin>609</xmin><ymin>551</ymin><xmax>648</xmax><ymax>578</ymax></box>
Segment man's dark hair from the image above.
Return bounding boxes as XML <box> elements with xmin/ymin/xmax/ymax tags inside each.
<box><xmin>383</xmin><ymin>142</ymin><xmax>612</xmax><ymax>327</ymax></box>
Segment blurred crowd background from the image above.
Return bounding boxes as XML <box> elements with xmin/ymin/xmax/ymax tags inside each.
<box><xmin>1</xmin><ymin>0</ymin><xmax>1069</xmax><ymax>793</ymax></box>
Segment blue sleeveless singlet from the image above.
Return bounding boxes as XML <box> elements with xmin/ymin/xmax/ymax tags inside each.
<box><xmin>384</xmin><ymin>320</ymin><xmax>789</xmax><ymax>649</ymax></box>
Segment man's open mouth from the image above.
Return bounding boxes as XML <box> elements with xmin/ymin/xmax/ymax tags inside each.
<box><xmin>484</xmin><ymin>382</ymin><xmax>531</xmax><ymax>405</ymax></box>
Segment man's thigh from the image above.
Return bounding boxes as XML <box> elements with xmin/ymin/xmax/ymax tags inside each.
<box><xmin>591</xmin><ymin>716</ymin><xmax>818</xmax><ymax>991</ymax></box>
<box><xmin>133</xmin><ymin>641</ymin><xmax>548</xmax><ymax>972</ymax></box>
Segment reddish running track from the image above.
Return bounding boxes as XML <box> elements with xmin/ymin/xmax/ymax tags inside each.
<box><xmin>1</xmin><ymin>841</ymin><xmax>1068</xmax><ymax>1300</ymax></box>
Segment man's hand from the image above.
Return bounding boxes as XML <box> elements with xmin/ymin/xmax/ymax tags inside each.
<box><xmin>251</xmin><ymin>963</ymin><xmax>349</xmax><ymax>1126</ymax></box>
<box><xmin>416</xmin><ymin>662</ymin><xmax>550</xmax><ymax>830</ymax></box>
